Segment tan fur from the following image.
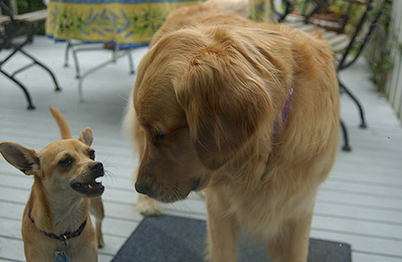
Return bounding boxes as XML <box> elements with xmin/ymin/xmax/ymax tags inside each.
<box><xmin>124</xmin><ymin>1</ymin><xmax>339</xmax><ymax>261</ymax></box>
<box><xmin>0</xmin><ymin>107</ymin><xmax>105</xmax><ymax>262</ymax></box>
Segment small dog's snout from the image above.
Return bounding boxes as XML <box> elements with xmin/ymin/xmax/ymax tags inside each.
<box><xmin>135</xmin><ymin>182</ymin><xmax>154</xmax><ymax>197</ymax></box>
<box><xmin>89</xmin><ymin>162</ymin><xmax>104</xmax><ymax>173</ymax></box>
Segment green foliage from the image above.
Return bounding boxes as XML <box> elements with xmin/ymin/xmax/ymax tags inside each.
<box><xmin>364</xmin><ymin>3</ymin><xmax>393</xmax><ymax>92</ymax></box>
<box><xmin>16</xmin><ymin>1</ymin><xmax>46</xmax><ymax>35</ymax></box>
<box><xmin>17</xmin><ymin>0</ymin><xmax>44</xmax><ymax>13</ymax></box>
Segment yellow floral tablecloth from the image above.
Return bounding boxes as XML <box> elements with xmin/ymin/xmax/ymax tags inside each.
<box><xmin>46</xmin><ymin>0</ymin><xmax>275</xmax><ymax>48</ymax></box>
<box><xmin>46</xmin><ymin>0</ymin><xmax>206</xmax><ymax>48</ymax></box>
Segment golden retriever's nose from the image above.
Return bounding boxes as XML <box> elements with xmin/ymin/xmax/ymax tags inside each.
<box><xmin>135</xmin><ymin>182</ymin><xmax>153</xmax><ymax>197</ymax></box>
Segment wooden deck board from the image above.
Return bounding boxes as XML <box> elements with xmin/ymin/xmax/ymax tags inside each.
<box><xmin>1</xmin><ymin>36</ymin><xmax>402</xmax><ymax>261</ymax></box>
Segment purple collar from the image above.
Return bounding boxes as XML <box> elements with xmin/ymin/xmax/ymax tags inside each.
<box><xmin>28</xmin><ymin>209</ymin><xmax>87</xmax><ymax>243</ymax></box>
<box><xmin>273</xmin><ymin>81</ymin><xmax>293</xmax><ymax>136</ymax></box>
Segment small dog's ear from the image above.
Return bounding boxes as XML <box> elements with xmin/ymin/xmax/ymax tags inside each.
<box><xmin>176</xmin><ymin>50</ymin><xmax>273</xmax><ymax>170</ymax></box>
<box><xmin>78</xmin><ymin>128</ymin><xmax>93</xmax><ymax>146</ymax></box>
<box><xmin>0</xmin><ymin>142</ymin><xmax>40</xmax><ymax>176</ymax></box>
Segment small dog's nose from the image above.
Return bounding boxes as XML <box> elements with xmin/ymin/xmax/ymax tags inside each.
<box><xmin>89</xmin><ymin>162</ymin><xmax>104</xmax><ymax>173</ymax></box>
<box><xmin>135</xmin><ymin>182</ymin><xmax>154</xmax><ymax>197</ymax></box>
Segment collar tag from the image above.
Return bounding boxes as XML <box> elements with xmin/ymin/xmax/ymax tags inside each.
<box><xmin>54</xmin><ymin>252</ymin><xmax>68</xmax><ymax>262</ymax></box>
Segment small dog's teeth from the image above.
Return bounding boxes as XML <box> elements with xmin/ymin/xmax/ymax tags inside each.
<box><xmin>88</xmin><ymin>184</ymin><xmax>92</xmax><ymax>189</ymax></box>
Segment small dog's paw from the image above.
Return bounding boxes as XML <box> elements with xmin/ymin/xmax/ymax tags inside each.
<box><xmin>135</xmin><ymin>195</ymin><xmax>163</xmax><ymax>216</ymax></box>
<box><xmin>97</xmin><ymin>234</ymin><xmax>104</xmax><ymax>248</ymax></box>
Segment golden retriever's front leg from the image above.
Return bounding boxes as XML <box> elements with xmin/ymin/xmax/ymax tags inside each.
<box><xmin>206</xmin><ymin>197</ymin><xmax>240</xmax><ymax>262</ymax></box>
<box><xmin>268</xmin><ymin>212</ymin><xmax>313</xmax><ymax>262</ymax></box>
<box><xmin>135</xmin><ymin>193</ymin><xmax>163</xmax><ymax>215</ymax></box>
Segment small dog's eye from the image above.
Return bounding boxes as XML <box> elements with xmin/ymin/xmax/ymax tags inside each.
<box><xmin>59</xmin><ymin>158</ymin><xmax>73</xmax><ymax>167</ymax></box>
<box><xmin>88</xmin><ymin>150</ymin><xmax>95</xmax><ymax>160</ymax></box>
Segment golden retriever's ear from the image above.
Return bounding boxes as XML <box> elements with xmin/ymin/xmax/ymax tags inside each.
<box><xmin>176</xmin><ymin>50</ymin><xmax>273</xmax><ymax>170</ymax></box>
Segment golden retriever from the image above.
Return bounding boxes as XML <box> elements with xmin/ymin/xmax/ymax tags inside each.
<box><xmin>124</xmin><ymin>1</ymin><xmax>339</xmax><ymax>261</ymax></box>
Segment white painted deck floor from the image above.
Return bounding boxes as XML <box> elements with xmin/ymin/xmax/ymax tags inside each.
<box><xmin>1</xmin><ymin>36</ymin><xmax>402</xmax><ymax>262</ymax></box>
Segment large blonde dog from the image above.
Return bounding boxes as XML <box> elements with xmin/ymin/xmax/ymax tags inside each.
<box><xmin>124</xmin><ymin>1</ymin><xmax>339</xmax><ymax>261</ymax></box>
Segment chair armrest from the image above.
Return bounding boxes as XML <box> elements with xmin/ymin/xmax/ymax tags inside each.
<box><xmin>1</xmin><ymin>0</ymin><xmax>47</xmax><ymax>23</ymax></box>
<box><xmin>14</xmin><ymin>9</ymin><xmax>47</xmax><ymax>23</ymax></box>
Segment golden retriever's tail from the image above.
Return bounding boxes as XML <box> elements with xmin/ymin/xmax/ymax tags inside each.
<box><xmin>122</xmin><ymin>91</ymin><xmax>137</xmax><ymax>145</ymax></box>
<box><xmin>207</xmin><ymin>0</ymin><xmax>249</xmax><ymax>17</ymax></box>
<box><xmin>49</xmin><ymin>107</ymin><xmax>73</xmax><ymax>139</ymax></box>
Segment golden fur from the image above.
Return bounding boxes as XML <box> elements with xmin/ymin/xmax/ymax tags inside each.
<box><xmin>124</xmin><ymin>1</ymin><xmax>339</xmax><ymax>261</ymax></box>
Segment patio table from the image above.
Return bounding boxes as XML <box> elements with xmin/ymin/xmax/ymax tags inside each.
<box><xmin>46</xmin><ymin>0</ymin><xmax>276</xmax><ymax>46</ymax></box>
<box><xmin>45</xmin><ymin>0</ymin><xmax>208</xmax><ymax>49</ymax></box>
<box><xmin>45</xmin><ymin>0</ymin><xmax>204</xmax><ymax>100</ymax></box>
<box><xmin>45</xmin><ymin>0</ymin><xmax>274</xmax><ymax>100</ymax></box>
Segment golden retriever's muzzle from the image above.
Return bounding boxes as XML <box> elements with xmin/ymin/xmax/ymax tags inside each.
<box><xmin>134</xmin><ymin>176</ymin><xmax>201</xmax><ymax>203</ymax></box>
<box><xmin>134</xmin><ymin>128</ymin><xmax>205</xmax><ymax>203</ymax></box>
<box><xmin>135</xmin><ymin>177</ymin><xmax>201</xmax><ymax>201</ymax></box>
<box><xmin>134</xmin><ymin>156</ymin><xmax>203</xmax><ymax>203</ymax></box>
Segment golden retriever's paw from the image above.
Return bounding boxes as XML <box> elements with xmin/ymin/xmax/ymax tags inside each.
<box><xmin>135</xmin><ymin>195</ymin><xmax>163</xmax><ymax>216</ymax></box>
<box><xmin>196</xmin><ymin>189</ymin><xmax>207</xmax><ymax>199</ymax></box>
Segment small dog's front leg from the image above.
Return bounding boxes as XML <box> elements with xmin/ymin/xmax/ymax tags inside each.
<box><xmin>90</xmin><ymin>197</ymin><xmax>105</xmax><ymax>247</ymax></box>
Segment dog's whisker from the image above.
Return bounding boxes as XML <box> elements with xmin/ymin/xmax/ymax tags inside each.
<box><xmin>118</xmin><ymin>94</ymin><xmax>131</xmax><ymax>103</ymax></box>
<box><xmin>103</xmin><ymin>170</ymin><xmax>115</xmax><ymax>181</ymax></box>
<box><xmin>101</xmin><ymin>155</ymin><xmax>112</xmax><ymax>163</ymax></box>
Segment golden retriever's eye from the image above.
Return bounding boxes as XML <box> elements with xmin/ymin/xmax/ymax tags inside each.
<box><xmin>155</xmin><ymin>133</ymin><xmax>166</xmax><ymax>141</ymax></box>
<box><xmin>59</xmin><ymin>158</ymin><xmax>73</xmax><ymax>167</ymax></box>
<box><xmin>88</xmin><ymin>150</ymin><xmax>95</xmax><ymax>160</ymax></box>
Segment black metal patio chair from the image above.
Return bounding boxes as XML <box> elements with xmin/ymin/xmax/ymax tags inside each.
<box><xmin>0</xmin><ymin>0</ymin><xmax>60</xmax><ymax>110</ymax></box>
<box><xmin>269</xmin><ymin>0</ymin><xmax>392</xmax><ymax>151</ymax></box>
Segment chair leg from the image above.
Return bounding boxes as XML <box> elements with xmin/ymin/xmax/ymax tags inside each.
<box><xmin>17</xmin><ymin>49</ymin><xmax>61</xmax><ymax>92</ymax></box>
<box><xmin>127</xmin><ymin>51</ymin><xmax>135</xmax><ymax>75</ymax></box>
<box><xmin>71</xmin><ymin>45</ymin><xmax>81</xmax><ymax>79</ymax></box>
<box><xmin>1</xmin><ymin>70</ymin><xmax>35</xmax><ymax>110</ymax></box>
<box><xmin>338</xmin><ymin>77</ymin><xmax>367</xmax><ymax>129</ymax></box>
<box><xmin>64</xmin><ymin>39</ymin><xmax>72</xmax><ymax>67</ymax></box>
<box><xmin>64</xmin><ymin>40</ymin><xmax>83</xmax><ymax>78</ymax></box>
<box><xmin>340</xmin><ymin>119</ymin><xmax>351</xmax><ymax>152</ymax></box>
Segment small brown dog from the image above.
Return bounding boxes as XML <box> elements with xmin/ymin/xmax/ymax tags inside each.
<box><xmin>0</xmin><ymin>107</ymin><xmax>105</xmax><ymax>262</ymax></box>
<box><xmin>124</xmin><ymin>0</ymin><xmax>339</xmax><ymax>261</ymax></box>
